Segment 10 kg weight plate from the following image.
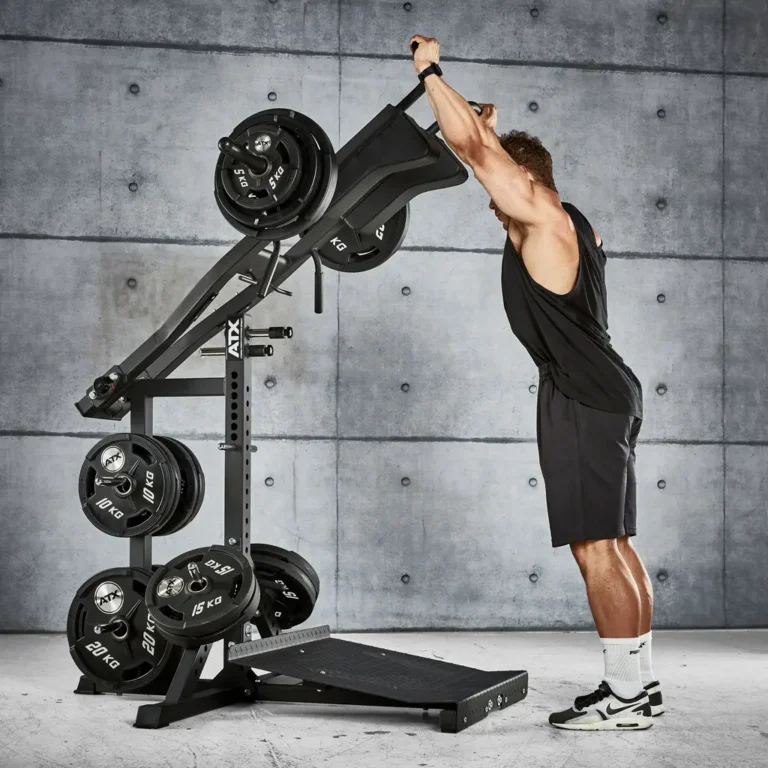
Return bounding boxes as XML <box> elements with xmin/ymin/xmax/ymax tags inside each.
<box><xmin>153</xmin><ymin>437</ymin><xmax>205</xmax><ymax>537</ymax></box>
<box><xmin>67</xmin><ymin>567</ymin><xmax>184</xmax><ymax>692</ymax></box>
<box><xmin>317</xmin><ymin>204</ymin><xmax>410</xmax><ymax>273</ymax></box>
<box><xmin>78</xmin><ymin>434</ymin><xmax>181</xmax><ymax>537</ymax></box>
<box><xmin>146</xmin><ymin>545</ymin><xmax>260</xmax><ymax>648</ymax></box>
<box><xmin>250</xmin><ymin>543</ymin><xmax>320</xmax><ymax>630</ymax></box>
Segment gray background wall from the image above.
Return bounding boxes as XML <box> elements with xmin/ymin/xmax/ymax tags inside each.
<box><xmin>1</xmin><ymin>1</ymin><xmax>766</xmax><ymax>632</ymax></box>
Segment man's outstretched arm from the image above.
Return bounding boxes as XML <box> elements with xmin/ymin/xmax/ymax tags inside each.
<box><xmin>409</xmin><ymin>35</ymin><xmax>551</xmax><ymax>226</ymax></box>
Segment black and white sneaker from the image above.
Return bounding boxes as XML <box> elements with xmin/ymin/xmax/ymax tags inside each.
<box><xmin>644</xmin><ymin>680</ymin><xmax>665</xmax><ymax>716</ymax></box>
<box><xmin>549</xmin><ymin>682</ymin><xmax>653</xmax><ymax>731</ymax></box>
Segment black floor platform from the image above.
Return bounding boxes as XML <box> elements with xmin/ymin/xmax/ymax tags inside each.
<box><xmin>229</xmin><ymin>625</ymin><xmax>528</xmax><ymax>733</ymax></box>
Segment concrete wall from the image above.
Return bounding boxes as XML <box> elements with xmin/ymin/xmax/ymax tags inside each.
<box><xmin>1</xmin><ymin>1</ymin><xmax>766</xmax><ymax>632</ymax></box>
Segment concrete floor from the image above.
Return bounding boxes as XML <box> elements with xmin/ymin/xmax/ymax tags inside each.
<box><xmin>0</xmin><ymin>630</ymin><xmax>766</xmax><ymax>768</ymax></box>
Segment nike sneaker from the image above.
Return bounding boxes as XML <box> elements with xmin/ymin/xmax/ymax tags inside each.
<box><xmin>549</xmin><ymin>681</ymin><xmax>653</xmax><ymax>731</ymax></box>
<box><xmin>644</xmin><ymin>680</ymin><xmax>665</xmax><ymax>717</ymax></box>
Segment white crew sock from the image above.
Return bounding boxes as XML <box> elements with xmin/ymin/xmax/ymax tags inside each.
<box><xmin>638</xmin><ymin>631</ymin><xmax>656</xmax><ymax>685</ymax></box>
<box><xmin>600</xmin><ymin>637</ymin><xmax>643</xmax><ymax>699</ymax></box>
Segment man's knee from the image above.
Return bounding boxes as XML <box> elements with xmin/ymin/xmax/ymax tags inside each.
<box><xmin>570</xmin><ymin>538</ymin><xmax>619</xmax><ymax>572</ymax></box>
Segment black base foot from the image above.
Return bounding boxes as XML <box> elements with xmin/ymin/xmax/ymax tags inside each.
<box><xmin>134</xmin><ymin>684</ymin><xmax>251</xmax><ymax>729</ymax></box>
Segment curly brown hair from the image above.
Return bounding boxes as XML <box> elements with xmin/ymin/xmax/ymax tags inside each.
<box><xmin>497</xmin><ymin>130</ymin><xmax>558</xmax><ymax>194</ymax></box>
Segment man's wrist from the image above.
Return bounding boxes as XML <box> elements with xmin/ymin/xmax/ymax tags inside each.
<box><xmin>417</xmin><ymin>62</ymin><xmax>443</xmax><ymax>82</ymax></box>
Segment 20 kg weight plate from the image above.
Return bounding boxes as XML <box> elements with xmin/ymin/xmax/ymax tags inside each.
<box><xmin>67</xmin><ymin>567</ymin><xmax>184</xmax><ymax>692</ymax></box>
<box><xmin>153</xmin><ymin>437</ymin><xmax>205</xmax><ymax>537</ymax></box>
<box><xmin>146</xmin><ymin>545</ymin><xmax>260</xmax><ymax>648</ymax></box>
<box><xmin>317</xmin><ymin>204</ymin><xmax>410</xmax><ymax>273</ymax></box>
<box><xmin>215</xmin><ymin>109</ymin><xmax>337</xmax><ymax>241</ymax></box>
<box><xmin>250</xmin><ymin>544</ymin><xmax>319</xmax><ymax>630</ymax></box>
<box><xmin>78</xmin><ymin>434</ymin><xmax>181</xmax><ymax>537</ymax></box>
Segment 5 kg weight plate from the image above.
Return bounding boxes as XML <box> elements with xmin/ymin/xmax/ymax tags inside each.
<box><xmin>78</xmin><ymin>434</ymin><xmax>181</xmax><ymax>537</ymax></box>
<box><xmin>153</xmin><ymin>437</ymin><xmax>205</xmax><ymax>537</ymax></box>
<box><xmin>146</xmin><ymin>545</ymin><xmax>260</xmax><ymax>648</ymax></box>
<box><xmin>317</xmin><ymin>204</ymin><xmax>410</xmax><ymax>273</ymax></box>
<box><xmin>215</xmin><ymin>109</ymin><xmax>337</xmax><ymax>241</ymax></box>
<box><xmin>67</xmin><ymin>567</ymin><xmax>184</xmax><ymax>692</ymax></box>
<box><xmin>250</xmin><ymin>544</ymin><xmax>319</xmax><ymax>630</ymax></box>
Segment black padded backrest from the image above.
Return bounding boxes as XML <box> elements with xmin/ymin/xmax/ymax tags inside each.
<box><xmin>331</xmin><ymin>107</ymin><xmax>468</xmax><ymax>232</ymax></box>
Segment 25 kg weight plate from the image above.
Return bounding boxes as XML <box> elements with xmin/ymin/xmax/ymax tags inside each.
<box><xmin>78</xmin><ymin>434</ymin><xmax>181</xmax><ymax>537</ymax></box>
<box><xmin>153</xmin><ymin>437</ymin><xmax>205</xmax><ymax>537</ymax></box>
<box><xmin>215</xmin><ymin>109</ymin><xmax>337</xmax><ymax>241</ymax></box>
<box><xmin>146</xmin><ymin>545</ymin><xmax>260</xmax><ymax>648</ymax></box>
<box><xmin>317</xmin><ymin>204</ymin><xmax>410</xmax><ymax>273</ymax></box>
<box><xmin>67</xmin><ymin>567</ymin><xmax>184</xmax><ymax>692</ymax></box>
<box><xmin>250</xmin><ymin>544</ymin><xmax>319</xmax><ymax>630</ymax></box>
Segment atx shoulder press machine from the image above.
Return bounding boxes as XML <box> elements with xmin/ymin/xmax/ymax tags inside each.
<box><xmin>71</xmin><ymin>69</ymin><xmax>528</xmax><ymax>734</ymax></box>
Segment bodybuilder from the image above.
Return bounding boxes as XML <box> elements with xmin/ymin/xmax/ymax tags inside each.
<box><xmin>410</xmin><ymin>34</ymin><xmax>661</xmax><ymax>731</ymax></box>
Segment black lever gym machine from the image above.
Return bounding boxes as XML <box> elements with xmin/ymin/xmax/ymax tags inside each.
<box><xmin>73</xmin><ymin>71</ymin><xmax>528</xmax><ymax>733</ymax></box>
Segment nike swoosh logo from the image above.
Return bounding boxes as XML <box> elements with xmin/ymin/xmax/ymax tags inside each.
<box><xmin>606</xmin><ymin>703</ymin><xmax>643</xmax><ymax>716</ymax></box>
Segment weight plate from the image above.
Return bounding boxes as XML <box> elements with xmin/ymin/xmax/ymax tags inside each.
<box><xmin>250</xmin><ymin>545</ymin><xmax>319</xmax><ymax>630</ymax></box>
<box><xmin>220</xmin><ymin>123</ymin><xmax>303</xmax><ymax>213</ymax></box>
<box><xmin>215</xmin><ymin>109</ymin><xmax>337</xmax><ymax>241</ymax></box>
<box><xmin>146</xmin><ymin>545</ymin><xmax>260</xmax><ymax>648</ymax></box>
<box><xmin>318</xmin><ymin>204</ymin><xmax>410</xmax><ymax>273</ymax></box>
<box><xmin>249</xmin><ymin>543</ymin><xmax>320</xmax><ymax>597</ymax></box>
<box><xmin>153</xmin><ymin>437</ymin><xmax>206</xmax><ymax>537</ymax></box>
<box><xmin>78</xmin><ymin>434</ymin><xmax>181</xmax><ymax>537</ymax></box>
<box><xmin>67</xmin><ymin>567</ymin><xmax>184</xmax><ymax>692</ymax></box>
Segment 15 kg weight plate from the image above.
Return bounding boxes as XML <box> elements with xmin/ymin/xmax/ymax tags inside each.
<box><xmin>250</xmin><ymin>544</ymin><xmax>320</xmax><ymax>630</ymax></box>
<box><xmin>146</xmin><ymin>545</ymin><xmax>260</xmax><ymax>648</ymax></box>
<box><xmin>215</xmin><ymin>109</ymin><xmax>337</xmax><ymax>241</ymax></box>
<box><xmin>317</xmin><ymin>204</ymin><xmax>410</xmax><ymax>273</ymax></box>
<box><xmin>67</xmin><ymin>567</ymin><xmax>184</xmax><ymax>692</ymax></box>
<box><xmin>78</xmin><ymin>434</ymin><xmax>181</xmax><ymax>537</ymax></box>
<box><xmin>153</xmin><ymin>437</ymin><xmax>205</xmax><ymax>537</ymax></box>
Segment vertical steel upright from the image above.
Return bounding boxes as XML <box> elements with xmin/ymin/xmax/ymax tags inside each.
<box><xmin>221</xmin><ymin>312</ymin><xmax>254</xmax><ymax>657</ymax></box>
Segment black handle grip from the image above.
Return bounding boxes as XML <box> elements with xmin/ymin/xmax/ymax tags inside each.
<box><xmin>311</xmin><ymin>250</ymin><xmax>324</xmax><ymax>315</ymax></box>
<box><xmin>468</xmin><ymin>101</ymin><xmax>484</xmax><ymax>116</ymax></box>
<box><xmin>410</xmin><ymin>41</ymin><xmax>419</xmax><ymax>53</ymax></box>
<box><xmin>257</xmin><ymin>246</ymin><xmax>282</xmax><ymax>298</ymax></box>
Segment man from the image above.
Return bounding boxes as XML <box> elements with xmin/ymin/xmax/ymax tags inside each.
<box><xmin>410</xmin><ymin>34</ymin><xmax>662</xmax><ymax>731</ymax></box>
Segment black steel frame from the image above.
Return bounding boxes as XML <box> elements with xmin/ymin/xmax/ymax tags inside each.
<box><xmin>72</xmin><ymin>79</ymin><xmax>527</xmax><ymax>732</ymax></box>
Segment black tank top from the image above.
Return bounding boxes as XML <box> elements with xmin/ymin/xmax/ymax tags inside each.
<box><xmin>501</xmin><ymin>202</ymin><xmax>643</xmax><ymax>418</ymax></box>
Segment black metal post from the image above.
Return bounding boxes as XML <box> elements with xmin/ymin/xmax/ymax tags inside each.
<box><xmin>222</xmin><ymin>311</ymin><xmax>253</xmax><ymax>657</ymax></box>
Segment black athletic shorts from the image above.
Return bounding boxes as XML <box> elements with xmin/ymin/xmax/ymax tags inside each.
<box><xmin>536</xmin><ymin>365</ymin><xmax>642</xmax><ymax>548</ymax></box>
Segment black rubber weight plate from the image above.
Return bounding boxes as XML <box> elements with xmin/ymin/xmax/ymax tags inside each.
<box><xmin>153</xmin><ymin>437</ymin><xmax>205</xmax><ymax>536</ymax></box>
<box><xmin>78</xmin><ymin>433</ymin><xmax>181</xmax><ymax>537</ymax></box>
<box><xmin>318</xmin><ymin>204</ymin><xmax>410</xmax><ymax>273</ymax></box>
<box><xmin>146</xmin><ymin>545</ymin><xmax>259</xmax><ymax>648</ymax></box>
<box><xmin>67</xmin><ymin>567</ymin><xmax>183</xmax><ymax>692</ymax></box>
<box><xmin>250</xmin><ymin>543</ymin><xmax>320</xmax><ymax>597</ymax></box>
<box><xmin>250</xmin><ymin>546</ymin><xmax>319</xmax><ymax>630</ymax></box>
<box><xmin>215</xmin><ymin>109</ymin><xmax>337</xmax><ymax>241</ymax></box>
